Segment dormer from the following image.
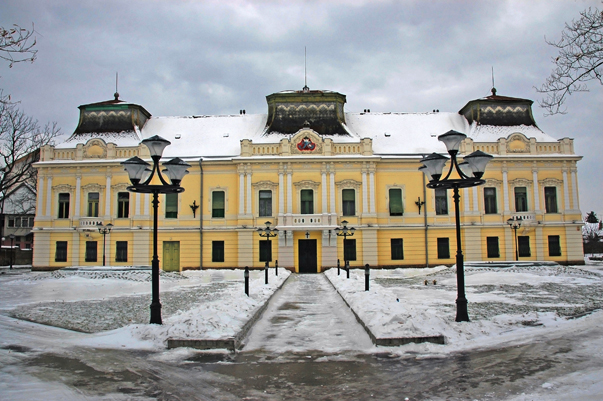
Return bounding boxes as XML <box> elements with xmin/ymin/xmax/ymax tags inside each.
<box><xmin>265</xmin><ymin>88</ymin><xmax>348</xmax><ymax>136</ymax></box>
<box><xmin>459</xmin><ymin>88</ymin><xmax>537</xmax><ymax>126</ymax></box>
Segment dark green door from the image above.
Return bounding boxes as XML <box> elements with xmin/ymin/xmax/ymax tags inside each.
<box><xmin>163</xmin><ymin>241</ymin><xmax>180</xmax><ymax>272</ymax></box>
<box><xmin>298</xmin><ymin>239</ymin><xmax>317</xmax><ymax>273</ymax></box>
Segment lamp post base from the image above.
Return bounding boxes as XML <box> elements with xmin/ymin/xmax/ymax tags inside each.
<box><xmin>150</xmin><ymin>302</ymin><xmax>162</xmax><ymax>325</ymax></box>
<box><xmin>455</xmin><ymin>297</ymin><xmax>469</xmax><ymax>322</ymax></box>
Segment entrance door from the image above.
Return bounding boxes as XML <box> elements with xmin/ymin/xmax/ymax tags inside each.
<box><xmin>298</xmin><ymin>239</ymin><xmax>317</xmax><ymax>273</ymax></box>
<box><xmin>162</xmin><ymin>241</ymin><xmax>180</xmax><ymax>272</ymax></box>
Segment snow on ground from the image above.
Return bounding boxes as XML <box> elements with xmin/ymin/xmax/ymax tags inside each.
<box><xmin>325</xmin><ymin>262</ymin><xmax>603</xmax><ymax>354</ymax></box>
<box><xmin>2</xmin><ymin>261</ymin><xmax>603</xmax><ymax>399</ymax></box>
<box><xmin>1</xmin><ymin>261</ymin><xmax>602</xmax><ymax>355</ymax></box>
<box><xmin>0</xmin><ymin>267</ymin><xmax>289</xmax><ymax>350</ymax></box>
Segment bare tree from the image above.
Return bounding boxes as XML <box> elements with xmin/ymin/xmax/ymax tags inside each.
<box><xmin>0</xmin><ymin>23</ymin><xmax>37</xmax><ymax>105</ymax></box>
<box><xmin>0</xmin><ymin>101</ymin><xmax>60</xmax><ymax>240</ymax></box>
<box><xmin>536</xmin><ymin>5</ymin><xmax>603</xmax><ymax>115</ymax></box>
<box><xmin>0</xmin><ymin>23</ymin><xmax>37</xmax><ymax>68</ymax></box>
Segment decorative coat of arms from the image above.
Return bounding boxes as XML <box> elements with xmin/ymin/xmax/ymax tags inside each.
<box><xmin>297</xmin><ymin>137</ymin><xmax>316</xmax><ymax>151</ymax></box>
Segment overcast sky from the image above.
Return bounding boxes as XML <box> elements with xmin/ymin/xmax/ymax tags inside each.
<box><xmin>2</xmin><ymin>0</ymin><xmax>602</xmax><ymax>215</ymax></box>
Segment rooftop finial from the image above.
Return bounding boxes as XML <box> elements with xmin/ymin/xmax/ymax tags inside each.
<box><xmin>114</xmin><ymin>72</ymin><xmax>120</xmax><ymax>100</ymax></box>
<box><xmin>303</xmin><ymin>46</ymin><xmax>309</xmax><ymax>92</ymax></box>
<box><xmin>491</xmin><ymin>66</ymin><xmax>496</xmax><ymax>96</ymax></box>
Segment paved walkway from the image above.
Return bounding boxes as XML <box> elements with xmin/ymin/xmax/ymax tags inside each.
<box><xmin>242</xmin><ymin>273</ymin><xmax>373</xmax><ymax>353</ymax></box>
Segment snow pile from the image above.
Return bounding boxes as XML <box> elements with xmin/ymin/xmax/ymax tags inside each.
<box><xmin>5</xmin><ymin>268</ymin><xmax>289</xmax><ymax>350</ymax></box>
<box><xmin>326</xmin><ymin>264</ymin><xmax>603</xmax><ymax>351</ymax></box>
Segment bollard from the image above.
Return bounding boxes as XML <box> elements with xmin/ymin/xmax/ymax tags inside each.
<box><xmin>244</xmin><ymin>266</ymin><xmax>249</xmax><ymax>296</ymax></box>
<box><xmin>365</xmin><ymin>264</ymin><xmax>370</xmax><ymax>291</ymax></box>
<box><xmin>346</xmin><ymin>260</ymin><xmax>350</xmax><ymax>279</ymax></box>
<box><xmin>275</xmin><ymin>260</ymin><xmax>278</xmax><ymax>276</ymax></box>
<box><xmin>337</xmin><ymin>259</ymin><xmax>340</xmax><ymax>275</ymax></box>
<box><xmin>265</xmin><ymin>261</ymin><xmax>269</xmax><ymax>284</ymax></box>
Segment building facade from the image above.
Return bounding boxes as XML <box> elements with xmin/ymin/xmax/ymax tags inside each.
<box><xmin>32</xmin><ymin>88</ymin><xmax>584</xmax><ymax>271</ymax></box>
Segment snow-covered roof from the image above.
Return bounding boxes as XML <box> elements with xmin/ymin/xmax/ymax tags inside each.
<box><xmin>466</xmin><ymin>122</ymin><xmax>555</xmax><ymax>142</ymax></box>
<box><xmin>54</xmin><ymin>111</ymin><xmax>564</xmax><ymax>158</ymax></box>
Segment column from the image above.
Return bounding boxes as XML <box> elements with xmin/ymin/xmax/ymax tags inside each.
<box><xmin>362</xmin><ymin>167</ymin><xmax>368</xmax><ymax>214</ymax></box>
<box><xmin>562</xmin><ymin>167</ymin><xmax>570</xmax><ymax>212</ymax></box>
<box><xmin>74</xmin><ymin>174</ymin><xmax>81</xmax><ymax>218</ymax></box>
<box><xmin>105</xmin><ymin>171</ymin><xmax>111</xmax><ymax>219</ymax></box>
<box><xmin>369</xmin><ymin>164</ymin><xmax>376</xmax><ymax>214</ymax></box>
<box><xmin>502</xmin><ymin>167</ymin><xmax>509</xmax><ymax>213</ymax></box>
<box><xmin>532</xmin><ymin>166</ymin><xmax>540</xmax><ymax>212</ymax></box>
<box><xmin>278</xmin><ymin>166</ymin><xmax>284</xmax><ymax>215</ymax></box>
<box><xmin>287</xmin><ymin>166</ymin><xmax>293</xmax><ymax>214</ymax></box>
<box><xmin>238</xmin><ymin>166</ymin><xmax>245</xmax><ymax>215</ymax></box>
<box><xmin>571</xmin><ymin>168</ymin><xmax>580</xmax><ymax>210</ymax></box>
<box><xmin>329</xmin><ymin>165</ymin><xmax>336</xmax><ymax>214</ymax></box>
<box><xmin>135</xmin><ymin>192</ymin><xmax>141</xmax><ymax>216</ymax></box>
<box><xmin>37</xmin><ymin>174</ymin><xmax>45</xmax><ymax>218</ymax></box>
<box><xmin>321</xmin><ymin>166</ymin><xmax>327</xmax><ymax>214</ymax></box>
<box><xmin>472</xmin><ymin>186</ymin><xmax>479</xmax><ymax>212</ymax></box>
<box><xmin>246</xmin><ymin>166</ymin><xmax>252</xmax><ymax>215</ymax></box>
<box><xmin>464</xmin><ymin>188</ymin><xmax>470</xmax><ymax>212</ymax></box>
<box><xmin>144</xmin><ymin>194</ymin><xmax>150</xmax><ymax>216</ymax></box>
<box><xmin>45</xmin><ymin>176</ymin><xmax>52</xmax><ymax>218</ymax></box>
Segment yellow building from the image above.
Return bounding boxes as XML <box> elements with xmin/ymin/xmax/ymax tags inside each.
<box><xmin>32</xmin><ymin>87</ymin><xmax>584</xmax><ymax>271</ymax></box>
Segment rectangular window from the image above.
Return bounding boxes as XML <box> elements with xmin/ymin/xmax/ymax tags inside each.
<box><xmin>544</xmin><ymin>187</ymin><xmax>558</xmax><ymax>213</ymax></box>
<box><xmin>55</xmin><ymin>241</ymin><xmax>68</xmax><ymax>262</ymax></box>
<box><xmin>514</xmin><ymin>187</ymin><xmax>528</xmax><ymax>212</ymax></box>
<box><xmin>518</xmin><ymin>236</ymin><xmax>531</xmax><ymax>257</ymax></box>
<box><xmin>484</xmin><ymin>187</ymin><xmax>497</xmax><ymax>214</ymax></box>
<box><xmin>116</xmin><ymin>241</ymin><xmax>128</xmax><ymax>262</ymax></box>
<box><xmin>21</xmin><ymin>217</ymin><xmax>29</xmax><ymax>227</ymax></box>
<box><xmin>344</xmin><ymin>238</ymin><xmax>357</xmax><ymax>261</ymax></box>
<box><xmin>548</xmin><ymin>235</ymin><xmax>561</xmax><ymax>257</ymax></box>
<box><xmin>391</xmin><ymin>238</ymin><xmax>404</xmax><ymax>260</ymax></box>
<box><xmin>301</xmin><ymin>189</ymin><xmax>313</xmax><ymax>214</ymax></box>
<box><xmin>165</xmin><ymin>193</ymin><xmax>178</xmax><ymax>218</ymax></box>
<box><xmin>14</xmin><ymin>218</ymin><xmax>21</xmax><ymax>228</ymax></box>
<box><xmin>259</xmin><ymin>240</ymin><xmax>272</xmax><ymax>262</ymax></box>
<box><xmin>389</xmin><ymin>188</ymin><xmax>403</xmax><ymax>216</ymax></box>
<box><xmin>435</xmin><ymin>188</ymin><xmax>448</xmax><ymax>215</ymax></box>
<box><xmin>87</xmin><ymin>192</ymin><xmax>99</xmax><ymax>217</ymax></box>
<box><xmin>29</xmin><ymin>217</ymin><xmax>34</xmax><ymax>227</ymax></box>
<box><xmin>58</xmin><ymin>193</ymin><xmax>70</xmax><ymax>219</ymax></box>
<box><xmin>117</xmin><ymin>192</ymin><xmax>130</xmax><ymax>218</ymax></box>
<box><xmin>212</xmin><ymin>241</ymin><xmax>225</xmax><ymax>262</ymax></box>
<box><xmin>486</xmin><ymin>237</ymin><xmax>500</xmax><ymax>258</ymax></box>
<box><xmin>212</xmin><ymin>191</ymin><xmax>225</xmax><ymax>218</ymax></box>
<box><xmin>7</xmin><ymin>218</ymin><xmax>14</xmax><ymax>228</ymax></box>
<box><xmin>437</xmin><ymin>238</ymin><xmax>450</xmax><ymax>259</ymax></box>
<box><xmin>259</xmin><ymin>190</ymin><xmax>272</xmax><ymax>217</ymax></box>
<box><xmin>85</xmin><ymin>241</ymin><xmax>97</xmax><ymax>262</ymax></box>
<box><xmin>342</xmin><ymin>189</ymin><xmax>356</xmax><ymax>216</ymax></box>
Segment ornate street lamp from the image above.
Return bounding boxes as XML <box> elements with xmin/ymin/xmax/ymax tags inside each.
<box><xmin>335</xmin><ymin>220</ymin><xmax>355</xmax><ymax>276</ymax></box>
<box><xmin>97</xmin><ymin>222</ymin><xmax>113</xmax><ymax>266</ymax></box>
<box><xmin>507</xmin><ymin>216</ymin><xmax>523</xmax><ymax>261</ymax></box>
<box><xmin>122</xmin><ymin>135</ymin><xmax>190</xmax><ymax>324</ymax></box>
<box><xmin>420</xmin><ymin>130</ymin><xmax>493</xmax><ymax>322</ymax></box>
<box><xmin>257</xmin><ymin>221</ymin><xmax>278</xmax><ymax>282</ymax></box>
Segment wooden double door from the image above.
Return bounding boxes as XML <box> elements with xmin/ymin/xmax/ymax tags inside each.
<box><xmin>162</xmin><ymin>241</ymin><xmax>180</xmax><ymax>272</ymax></box>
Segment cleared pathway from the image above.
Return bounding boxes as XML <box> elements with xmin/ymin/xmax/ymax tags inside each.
<box><xmin>242</xmin><ymin>273</ymin><xmax>374</xmax><ymax>353</ymax></box>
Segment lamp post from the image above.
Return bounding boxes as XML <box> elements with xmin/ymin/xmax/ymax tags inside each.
<box><xmin>335</xmin><ymin>220</ymin><xmax>355</xmax><ymax>277</ymax></box>
<box><xmin>257</xmin><ymin>221</ymin><xmax>278</xmax><ymax>283</ymax></box>
<box><xmin>9</xmin><ymin>234</ymin><xmax>14</xmax><ymax>270</ymax></box>
<box><xmin>420</xmin><ymin>130</ymin><xmax>493</xmax><ymax>322</ymax></box>
<box><xmin>507</xmin><ymin>216</ymin><xmax>522</xmax><ymax>261</ymax></box>
<box><xmin>122</xmin><ymin>135</ymin><xmax>191</xmax><ymax>325</ymax></box>
<box><xmin>97</xmin><ymin>222</ymin><xmax>113</xmax><ymax>266</ymax></box>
